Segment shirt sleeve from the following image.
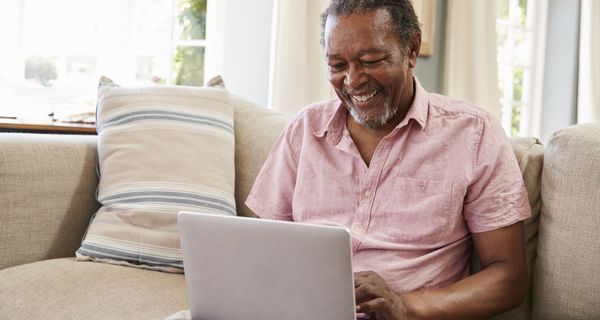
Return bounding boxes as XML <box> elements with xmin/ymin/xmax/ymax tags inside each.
<box><xmin>463</xmin><ymin>114</ymin><xmax>532</xmax><ymax>233</ymax></box>
<box><xmin>244</xmin><ymin>117</ymin><xmax>302</xmax><ymax>221</ymax></box>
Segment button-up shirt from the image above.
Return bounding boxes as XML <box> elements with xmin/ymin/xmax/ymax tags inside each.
<box><xmin>245</xmin><ymin>79</ymin><xmax>531</xmax><ymax>294</ymax></box>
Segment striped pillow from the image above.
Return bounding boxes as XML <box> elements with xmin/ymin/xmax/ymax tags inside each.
<box><xmin>76</xmin><ymin>77</ymin><xmax>235</xmax><ymax>272</ymax></box>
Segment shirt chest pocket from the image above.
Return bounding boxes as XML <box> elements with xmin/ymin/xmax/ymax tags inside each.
<box><xmin>373</xmin><ymin>178</ymin><xmax>463</xmax><ymax>245</ymax></box>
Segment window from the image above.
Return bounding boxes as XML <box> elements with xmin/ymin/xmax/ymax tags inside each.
<box><xmin>0</xmin><ymin>0</ymin><xmax>207</xmax><ymax>123</ymax></box>
<box><xmin>496</xmin><ymin>0</ymin><xmax>547</xmax><ymax>137</ymax></box>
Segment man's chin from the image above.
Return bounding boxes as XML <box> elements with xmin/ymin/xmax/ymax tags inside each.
<box><xmin>349</xmin><ymin>111</ymin><xmax>386</xmax><ymax>129</ymax></box>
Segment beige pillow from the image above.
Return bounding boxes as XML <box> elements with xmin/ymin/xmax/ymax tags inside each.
<box><xmin>76</xmin><ymin>77</ymin><xmax>235</xmax><ymax>272</ymax></box>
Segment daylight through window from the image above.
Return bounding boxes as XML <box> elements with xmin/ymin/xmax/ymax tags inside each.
<box><xmin>496</xmin><ymin>0</ymin><xmax>545</xmax><ymax>137</ymax></box>
<box><xmin>0</xmin><ymin>0</ymin><xmax>207</xmax><ymax>123</ymax></box>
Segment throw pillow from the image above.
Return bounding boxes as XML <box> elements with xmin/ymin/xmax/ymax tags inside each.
<box><xmin>76</xmin><ymin>76</ymin><xmax>236</xmax><ymax>273</ymax></box>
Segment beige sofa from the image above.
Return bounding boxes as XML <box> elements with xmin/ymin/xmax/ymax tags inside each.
<box><xmin>0</xmin><ymin>98</ymin><xmax>599</xmax><ymax>319</ymax></box>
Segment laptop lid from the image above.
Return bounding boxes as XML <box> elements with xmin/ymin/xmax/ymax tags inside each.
<box><xmin>178</xmin><ymin>211</ymin><xmax>356</xmax><ymax>320</ymax></box>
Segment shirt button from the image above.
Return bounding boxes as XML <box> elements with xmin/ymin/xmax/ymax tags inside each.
<box><xmin>364</xmin><ymin>190</ymin><xmax>371</xmax><ymax>198</ymax></box>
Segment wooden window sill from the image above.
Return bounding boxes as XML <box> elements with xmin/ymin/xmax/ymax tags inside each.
<box><xmin>0</xmin><ymin>118</ymin><xmax>96</xmax><ymax>134</ymax></box>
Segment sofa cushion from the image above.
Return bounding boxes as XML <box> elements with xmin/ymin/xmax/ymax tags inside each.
<box><xmin>76</xmin><ymin>77</ymin><xmax>236</xmax><ymax>272</ymax></box>
<box><xmin>0</xmin><ymin>258</ymin><xmax>187</xmax><ymax>319</ymax></box>
<box><xmin>532</xmin><ymin>123</ymin><xmax>600</xmax><ymax>319</ymax></box>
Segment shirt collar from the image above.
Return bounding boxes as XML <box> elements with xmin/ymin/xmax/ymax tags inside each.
<box><xmin>311</xmin><ymin>99</ymin><xmax>347</xmax><ymax>146</ymax></box>
<box><xmin>312</xmin><ymin>77</ymin><xmax>430</xmax><ymax>144</ymax></box>
<box><xmin>398</xmin><ymin>77</ymin><xmax>429</xmax><ymax>131</ymax></box>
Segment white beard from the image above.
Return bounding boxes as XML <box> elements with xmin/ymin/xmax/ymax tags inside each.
<box><xmin>347</xmin><ymin>94</ymin><xmax>397</xmax><ymax>129</ymax></box>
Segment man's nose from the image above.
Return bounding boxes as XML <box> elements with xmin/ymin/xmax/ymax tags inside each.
<box><xmin>344</xmin><ymin>65</ymin><xmax>367</xmax><ymax>89</ymax></box>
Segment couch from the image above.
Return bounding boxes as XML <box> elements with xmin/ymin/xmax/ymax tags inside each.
<box><xmin>0</xmin><ymin>97</ymin><xmax>599</xmax><ymax>319</ymax></box>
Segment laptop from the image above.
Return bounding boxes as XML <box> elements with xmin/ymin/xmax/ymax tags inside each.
<box><xmin>177</xmin><ymin>211</ymin><xmax>357</xmax><ymax>320</ymax></box>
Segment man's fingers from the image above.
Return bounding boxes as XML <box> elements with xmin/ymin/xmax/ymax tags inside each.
<box><xmin>355</xmin><ymin>282</ymin><xmax>386</xmax><ymax>306</ymax></box>
<box><xmin>353</xmin><ymin>271</ymin><xmax>407</xmax><ymax>319</ymax></box>
<box><xmin>354</xmin><ymin>283</ymin><xmax>371</xmax><ymax>303</ymax></box>
<box><xmin>357</xmin><ymin>297</ymin><xmax>387</xmax><ymax>314</ymax></box>
<box><xmin>354</xmin><ymin>271</ymin><xmax>370</xmax><ymax>286</ymax></box>
<box><xmin>354</xmin><ymin>271</ymin><xmax>383</xmax><ymax>290</ymax></box>
<box><xmin>355</xmin><ymin>280</ymin><xmax>386</xmax><ymax>295</ymax></box>
<box><xmin>354</xmin><ymin>271</ymin><xmax>374</xmax><ymax>278</ymax></box>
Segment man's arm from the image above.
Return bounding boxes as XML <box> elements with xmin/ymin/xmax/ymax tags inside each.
<box><xmin>355</xmin><ymin>221</ymin><xmax>528</xmax><ymax>320</ymax></box>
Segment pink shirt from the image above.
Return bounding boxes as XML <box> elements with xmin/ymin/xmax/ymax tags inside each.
<box><xmin>245</xmin><ymin>79</ymin><xmax>531</xmax><ymax>294</ymax></box>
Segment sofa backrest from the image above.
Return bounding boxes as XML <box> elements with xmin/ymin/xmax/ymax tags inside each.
<box><xmin>532</xmin><ymin>123</ymin><xmax>600</xmax><ymax>319</ymax></box>
<box><xmin>231</xmin><ymin>95</ymin><xmax>291</xmax><ymax>217</ymax></box>
<box><xmin>0</xmin><ymin>134</ymin><xmax>100</xmax><ymax>270</ymax></box>
<box><xmin>489</xmin><ymin>137</ymin><xmax>544</xmax><ymax>320</ymax></box>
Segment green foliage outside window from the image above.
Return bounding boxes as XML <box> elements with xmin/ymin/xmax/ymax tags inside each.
<box><xmin>174</xmin><ymin>46</ymin><xmax>205</xmax><ymax>86</ymax></box>
<box><xmin>512</xmin><ymin>104</ymin><xmax>522</xmax><ymax>137</ymax></box>
<box><xmin>178</xmin><ymin>0</ymin><xmax>206</xmax><ymax>40</ymax></box>
<box><xmin>173</xmin><ymin>0</ymin><xmax>207</xmax><ymax>86</ymax></box>
<box><xmin>512</xmin><ymin>66</ymin><xmax>523</xmax><ymax>136</ymax></box>
<box><xmin>498</xmin><ymin>0</ymin><xmax>527</xmax><ymax>23</ymax></box>
<box><xmin>497</xmin><ymin>0</ymin><xmax>528</xmax><ymax>136</ymax></box>
<box><xmin>25</xmin><ymin>56</ymin><xmax>58</xmax><ymax>87</ymax></box>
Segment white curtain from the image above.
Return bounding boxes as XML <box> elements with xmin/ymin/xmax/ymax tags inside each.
<box><xmin>442</xmin><ymin>0</ymin><xmax>501</xmax><ymax>121</ymax></box>
<box><xmin>268</xmin><ymin>0</ymin><xmax>335</xmax><ymax>114</ymax></box>
<box><xmin>577</xmin><ymin>0</ymin><xmax>600</xmax><ymax>124</ymax></box>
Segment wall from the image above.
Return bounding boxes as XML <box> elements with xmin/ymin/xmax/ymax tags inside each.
<box><xmin>206</xmin><ymin>0</ymin><xmax>274</xmax><ymax>107</ymax></box>
<box><xmin>413</xmin><ymin>0</ymin><xmax>447</xmax><ymax>94</ymax></box>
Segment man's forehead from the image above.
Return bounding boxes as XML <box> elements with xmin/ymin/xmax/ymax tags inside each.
<box><xmin>325</xmin><ymin>10</ymin><xmax>394</xmax><ymax>42</ymax></box>
<box><xmin>324</xmin><ymin>10</ymin><xmax>397</xmax><ymax>58</ymax></box>
<box><xmin>326</xmin><ymin>48</ymin><xmax>387</xmax><ymax>60</ymax></box>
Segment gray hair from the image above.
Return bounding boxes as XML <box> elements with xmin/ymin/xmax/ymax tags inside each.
<box><xmin>320</xmin><ymin>0</ymin><xmax>421</xmax><ymax>48</ymax></box>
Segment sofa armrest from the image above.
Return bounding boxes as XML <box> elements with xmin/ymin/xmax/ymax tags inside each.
<box><xmin>0</xmin><ymin>133</ymin><xmax>100</xmax><ymax>270</ymax></box>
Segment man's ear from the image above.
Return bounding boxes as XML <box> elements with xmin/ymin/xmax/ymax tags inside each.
<box><xmin>408</xmin><ymin>33</ymin><xmax>421</xmax><ymax>68</ymax></box>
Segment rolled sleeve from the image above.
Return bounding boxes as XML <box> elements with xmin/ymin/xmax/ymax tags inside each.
<box><xmin>245</xmin><ymin>118</ymin><xmax>301</xmax><ymax>221</ymax></box>
<box><xmin>463</xmin><ymin>115</ymin><xmax>532</xmax><ymax>233</ymax></box>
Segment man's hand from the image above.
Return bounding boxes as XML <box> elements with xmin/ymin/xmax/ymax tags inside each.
<box><xmin>354</xmin><ymin>271</ymin><xmax>409</xmax><ymax>320</ymax></box>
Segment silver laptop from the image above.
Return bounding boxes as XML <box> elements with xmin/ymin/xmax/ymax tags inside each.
<box><xmin>178</xmin><ymin>211</ymin><xmax>356</xmax><ymax>320</ymax></box>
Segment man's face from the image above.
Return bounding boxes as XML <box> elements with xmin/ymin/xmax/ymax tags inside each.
<box><xmin>324</xmin><ymin>9</ymin><xmax>417</xmax><ymax>129</ymax></box>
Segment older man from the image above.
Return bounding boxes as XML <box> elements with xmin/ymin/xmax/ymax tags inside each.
<box><xmin>246</xmin><ymin>0</ymin><xmax>531</xmax><ymax>319</ymax></box>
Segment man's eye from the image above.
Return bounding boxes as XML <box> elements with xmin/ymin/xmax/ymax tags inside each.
<box><xmin>361</xmin><ymin>60</ymin><xmax>380</xmax><ymax>66</ymax></box>
<box><xmin>329</xmin><ymin>64</ymin><xmax>345</xmax><ymax>72</ymax></box>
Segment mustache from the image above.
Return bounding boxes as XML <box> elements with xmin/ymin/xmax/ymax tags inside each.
<box><xmin>341</xmin><ymin>83</ymin><xmax>382</xmax><ymax>97</ymax></box>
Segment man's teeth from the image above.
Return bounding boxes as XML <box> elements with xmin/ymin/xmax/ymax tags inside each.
<box><xmin>352</xmin><ymin>91</ymin><xmax>378</xmax><ymax>102</ymax></box>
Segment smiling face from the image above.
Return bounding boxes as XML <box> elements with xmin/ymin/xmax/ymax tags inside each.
<box><xmin>324</xmin><ymin>9</ymin><xmax>418</xmax><ymax>129</ymax></box>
